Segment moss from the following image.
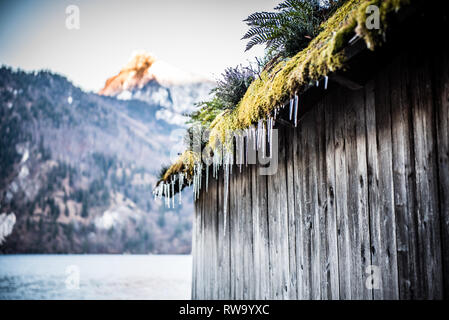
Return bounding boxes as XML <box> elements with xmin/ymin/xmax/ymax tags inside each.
<box><xmin>355</xmin><ymin>0</ymin><xmax>410</xmax><ymax>50</ymax></box>
<box><xmin>159</xmin><ymin>0</ymin><xmax>414</xmax><ymax>184</ymax></box>
<box><xmin>208</xmin><ymin>109</ymin><xmax>236</xmax><ymax>151</ymax></box>
<box><xmin>160</xmin><ymin>150</ymin><xmax>200</xmax><ymax>183</ymax></box>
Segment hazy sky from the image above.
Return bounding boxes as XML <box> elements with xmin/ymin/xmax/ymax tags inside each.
<box><xmin>0</xmin><ymin>0</ymin><xmax>278</xmax><ymax>91</ymax></box>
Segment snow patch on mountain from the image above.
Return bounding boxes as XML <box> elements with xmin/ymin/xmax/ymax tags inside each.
<box><xmin>99</xmin><ymin>51</ymin><xmax>214</xmax><ymax>124</ymax></box>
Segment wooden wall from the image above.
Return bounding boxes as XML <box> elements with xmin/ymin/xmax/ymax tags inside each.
<box><xmin>191</xmin><ymin>44</ymin><xmax>449</xmax><ymax>300</ymax></box>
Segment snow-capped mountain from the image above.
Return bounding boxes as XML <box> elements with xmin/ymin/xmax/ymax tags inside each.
<box><xmin>99</xmin><ymin>51</ymin><xmax>214</xmax><ymax>126</ymax></box>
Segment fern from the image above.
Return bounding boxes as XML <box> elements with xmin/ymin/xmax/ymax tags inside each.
<box><xmin>243</xmin><ymin>0</ymin><xmax>345</xmax><ymax>57</ymax></box>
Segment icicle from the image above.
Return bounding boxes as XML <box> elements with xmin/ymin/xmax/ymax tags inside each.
<box><xmin>194</xmin><ymin>166</ymin><xmax>197</xmax><ymax>200</ymax></box>
<box><xmin>195</xmin><ymin>166</ymin><xmax>198</xmax><ymax>200</ymax></box>
<box><xmin>269</xmin><ymin>117</ymin><xmax>274</xmax><ymax>158</ymax></box>
<box><xmin>213</xmin><ymin>146</ymin><xmax>222</xmax><ymax>180</ymax></box>
<box><xmin>239</xmin><ymin>134</ymin><xmax>244</xmax><ymax>172</ymax></box>
<box><xmin>215</xmin><ymin>155</ymin><xmax>218</xmax><ymax>179</ymax></box>
<box><xmin>198</xmin><ymin>164</ymin><xmax>200</xmax><ymax>199</ymax></box>
<box><xmin>289</xmin><ymin>98</ymin><xmax>294</xmax><ymax>120</ymax></box>
<box><xmin>267</xmin><ymin>118</ymin><xmax>271</xmax><ymax>146</ymax></box>
<box><xmin>161</xmin><ymin>184</ymin><xmax>164</xmax><ymax>200</ymax></box>
<box><xmin>245</xmin><ymin>129</ymin><xmax>248</xmax><ymax>166</ymax></box>
<box><xmin>262</xmin><ymin>122</ymin><xmax>267</xmax><ymax>155</ymax></box>
<box><xmin>240</xmin><ymin>135</ymin><xmax>245</xmax><ymax>166</ymax></box>
<box><xmin>198</xmin><ymin>162</ymin><xmax>202</xmax><ymax>196</ymax></box>
<box><xmin>212</xmin><ymin>152</ymin><xmax>216</xmax><ymax>179</ymax></box>
<box><xmin>163</xmin><ymin>183</ymin><xmax>167</xmax><ymax>207</ymax></box>
<box><xmin>178</xmin><ymin>173</ymin><xmax>183</xmax><ymax>204</ymax></box>
<box><xmin>165</xmin><ymin>183</ymin><xmax>170</xmax><ymax>208</ymax></box>
<box><xmin>193</xmin><ymin>163</ymin><xmax>202</xmax><ymax>201</ymax></box>
<box><xmin>252</xmin><ymin>126</ymin><xmax>256</xmax><ymax>150</ymax></box>
<box><xmin>206</xmin><ymin>163</ymin><xmax>209</xmax><ymax>192</ymax></box>
<box><xmin>223</xmin><ymin>157</ymin><xmax>230</xmax><ymax>236</ymax></box>
<box><xmin>167</xmin><ymin>182</ymin><xmax>170</xmax><ymax>208</ymax></box>
<box><xmin>171</xmin><ymin>178</ymin><xmax>175</xmax><ymax>208</ymax></box>
<box><xmin>192</xmin><ymin>164</ymin><xmax>197</xmax><ymax>200</ymax></box>
<box><xmin>196</xmin><ymin>165</ymin><xmax>199</xmax><ymax>199</ymax></box>
<box><xmin>324</xmin><ymin>76</ymin><xmax>329</xmax><ymax>90</ymax></box>
<box><xmin>267</xmin><ymin>118</ymin><xmax>271</xmax><ymax>158</ymax></box>
<box><xmin>294</xmin><ymin>94</ymin><xmax>299</xmax><ymax>127</ymax></box>
<box><xmin>155</xmin><ymin>184</ymin><xmax>159</xmax><ymax>200</ymax></box>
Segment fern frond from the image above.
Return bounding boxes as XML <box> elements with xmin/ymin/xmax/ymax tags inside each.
<box><xmin>242</xmin><ymin>0</ymin><xmax>344</xmax><ymax>57</ymax></box>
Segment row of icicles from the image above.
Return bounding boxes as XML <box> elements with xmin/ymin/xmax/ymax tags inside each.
<box><xmin>153</xmin><ymin>75</ymin><xmax>329</xmax><ymax>219</ymax></box>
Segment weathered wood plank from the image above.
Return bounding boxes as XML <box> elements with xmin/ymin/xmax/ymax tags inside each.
<box><xmin>216</xmin><ymin>168</ymin><xmax>224</xmax><ymax>299</ymax></box>
<box><xmin>410</xmin><ymin>53</ymin><xmax>444</xmax><ymax>299</ymax></box>
<box><xmin>218</xmin><ymin>168</ymin><xmax>232</xmax><ymax>299</ymax></box>
<box><xmin>254</xmin><ymin>161</ymin><xmax>271</xmax><ymax>299</ymax></box>
<box><xmin>285</xmin><ymin>125</ymin><xmax>298</xmax><ymax>300</ymax></box>
<box><xmin>300</xmin><ymin>110</ymin><xmax>321</xmax><ymax>300</ymax></box>
<box><xmin>390</xmin><ymin>55</ymin><xmax>421</xmax><ymax>299</ymax></box>
<box><xmin>323</xmin><ymin>91</ymin><xmax>341</xmax><ymax>300</ymax></box>
<box><xmin>195</xmin><ymin>188</ymin><xmax>202</xmax><ymax>299</ymax></box>
<box><xmin>203</xmin><ymin>177</ymin><xmax>210</xmax><ymax>299</ymax></box>
<box><xmin>367</xmin><ymin>71</ymin><xmax>399</xmax><ymax>300</ymax></box>
<box><xmin>278</xmin><ymin>127</ymin><xmax>291</xmax><ymax>300</ymax></box>
<box><xmin>241</xmin><ymin>161</ymin><xmax>254</xmax><ymax>299</ymax></box>
<box><xmin>236</xmin><ymin>166</ymin><xmax>244</xmax><ymax>299</ymax></box>
<box><xmin>294</xmin><ymin>115</ymin><xmax>312</xmax><ymax>299</ymax></box>
<box><xmin>315</xmin><ymin>101</ymin><xmax>329</xmax><ymax>300</ymax></box>
<box><xmin>334</xmin><ymin>89</ymin><xmax>352</xmax><ymax>299</ymax></box>
<box><xmin>210</xmin><ymin>169</ymin><xmax>219</xmax><ymax>299</ymax></box>
<box><xmin>432</xmin><ymin>42</ymin><xmax>449</xmax><ymax>299</ymax></box>
<box><xmin>191</xmin><ymin>194</ymin><xmax>199</xmax><ymax>299</ymax></box>
<box><xmin>202</xmin><ymin>175</ymin><xmax>209</xmax><ymax>299</ymax></box>
<box><xmin>267</xmin><ymin>126</ymin><xmax>290</xmax><ymax>299</ymax></box>
<box><xmin>200</xmin><ymin>184</ymin><xmax>206</xmax><ymax>299</ymax></box>
<box><xmin>345</xmin><ymin>87</ymin><xmax>372</xmax><ymax>299</ymax></box>
<box><xmin>250</xmin><ymin>163</ymin><xmax>261</xmax><ymax>299</ymax></box>
<box><xmin>229</xmin><ymin>162</ymin><xmax>241</xmax><ymax>299</ymax></box>
<box><xmin>304</xmin><ymin>108</ymin><xmax>321</xmax><ymax>300</ymax></box>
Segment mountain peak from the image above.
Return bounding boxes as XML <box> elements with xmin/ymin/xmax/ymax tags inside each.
<box><xmin>123</xmin><ymin>51</ymin><xmax>157</xmax><ymax>77</ymax></box>
<box><xmin>99</xmin><ymin>50</ymin><xmax>212</xmax><ymax>96</ymax></box>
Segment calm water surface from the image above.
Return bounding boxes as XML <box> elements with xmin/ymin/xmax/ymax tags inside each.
<box><xmin>0</xmin><ymin>254</ymin><xmax>192</xmax><ymax>300</ymax></box>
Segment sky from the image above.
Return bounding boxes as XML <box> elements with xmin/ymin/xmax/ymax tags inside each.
<box><xmin>0</xmin><ymin>0</ymin><xmax>278</xmax><ymax>92</ymax></box>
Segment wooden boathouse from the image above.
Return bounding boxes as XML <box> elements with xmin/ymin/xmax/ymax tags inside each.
<box><xmin>190</xmin><ymin>3</ymin><xmax>449</xmax><ymax>299</ymax></box>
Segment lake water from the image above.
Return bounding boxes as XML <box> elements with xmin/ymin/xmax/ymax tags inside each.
<box><xmin>0</xmin><ymin>254</ymin><xmax>192</xmax><ymax>300</ymax></box>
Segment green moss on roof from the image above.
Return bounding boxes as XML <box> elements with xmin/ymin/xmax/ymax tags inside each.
<box><xmin>159</xmin><ymin>0</ymin><xmax>413</xmax><ymax>185</ymax></box>
<box><xmin>159</xmin><ymin>150</ymin><xmax>199</xmax><ymax>183</ymax></box>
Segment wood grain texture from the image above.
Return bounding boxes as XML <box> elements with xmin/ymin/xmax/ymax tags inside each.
<box><xmin>409</xmin><ymin>52</ymin><xmax>444</xmax><ymax>299</ymax></box>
